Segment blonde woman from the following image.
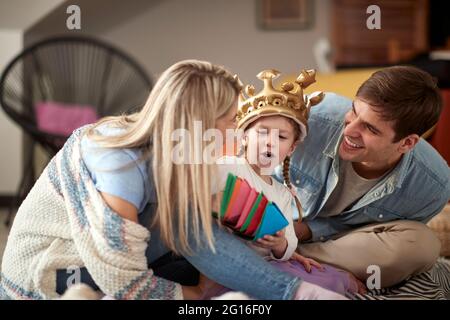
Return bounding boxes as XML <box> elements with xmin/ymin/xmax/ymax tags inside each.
<box><xmin>1</xmin><ymin>60</ymin><xmax>341</xmax><ymax>300</ymax></box>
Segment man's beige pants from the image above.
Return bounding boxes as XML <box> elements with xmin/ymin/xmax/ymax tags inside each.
<box><xmin>298</xmin><ymin>220</ymin><xmax>441</xmax><ymax>288</ymax></box>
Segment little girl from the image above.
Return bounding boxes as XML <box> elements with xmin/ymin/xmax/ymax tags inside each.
<box><xmin>205</xmin><ymin>69</ymin><xmax>363</xmax><ymax>298</ymax></box>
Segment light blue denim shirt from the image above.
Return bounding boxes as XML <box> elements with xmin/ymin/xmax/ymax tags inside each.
<box><xmin>274</xmin><ymin>93</ymin><xmax>450</xmax><ymax>242</ymax></box>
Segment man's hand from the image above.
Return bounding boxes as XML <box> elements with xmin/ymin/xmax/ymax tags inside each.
<box><xmin>254</xmin><ymin>230</ymin><xmax>288</xmax><ymax>259</ymax></box>
<box><xmin>295</xmin><ymin>221</ymin><xmax>312</xmax><ymax>242</ymax></box>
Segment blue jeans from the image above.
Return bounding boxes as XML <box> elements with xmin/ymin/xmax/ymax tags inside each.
<box><xmin>57</xmin><ymin>203</ymin><xmax>301</xmax><ymax>300</ymax></box>
<box><xmin>142</xmin><ymin>203</ymin><xmax>301</xmax><ymax>300</ymax></box>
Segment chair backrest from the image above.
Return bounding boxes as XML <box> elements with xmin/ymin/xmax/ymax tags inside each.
<box><xmin>0</xmin><ymin>35</ymin><xmax>152</xmax><ymax>154</ymax></box>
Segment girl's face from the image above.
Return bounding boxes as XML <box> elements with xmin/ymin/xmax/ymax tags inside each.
<box><xmin>244</xmin><ymin>116</ymin><xmax>298</xmax><ymax>174</ymax></box>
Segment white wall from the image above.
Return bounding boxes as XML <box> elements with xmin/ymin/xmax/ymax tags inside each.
<box><xmin>100</xmin><ymin>0</ymin><xmax>331</xmax><ymax>84</ymax></box>
<box><xmin>0</xmin><ymin>0</ymin><xmax>64</xmax><ymax>30</ymax></box>
<box><xmin>0</xmin><ymin>29</ymin><xmax>23</xmax><ymax>193</ymax></box>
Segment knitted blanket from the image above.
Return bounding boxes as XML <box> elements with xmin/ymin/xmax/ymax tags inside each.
<box><xmin>0</xmin><ymin>127</ymin><xmax>183</xmax><ymax>300</ymax></box>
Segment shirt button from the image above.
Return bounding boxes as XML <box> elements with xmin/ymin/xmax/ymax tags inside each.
<box><xmin>295</xmin><ymin>179</ymin><xmax>300</xmax><ymax>184</ymax></box>
<box><xmin>320</xmin><ymin>236</ymin><xmax>325</xmax><ymax>241</ymax></box>
<box><xmin>378</xmin><ymin>214</ymin><xmax>384</xmax><ymax>219</ymax></box>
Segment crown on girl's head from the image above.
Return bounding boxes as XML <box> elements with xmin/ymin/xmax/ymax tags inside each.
<box><xmin>236</xmin><ymin>69</ymin><xmax>324</xmax><ymax>141</ymax></box>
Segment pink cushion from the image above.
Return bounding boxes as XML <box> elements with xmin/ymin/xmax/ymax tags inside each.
<box><xmin>36</xmin><ymin>101</ymin><xmax>98</xmax><ymax>136</ymax></box>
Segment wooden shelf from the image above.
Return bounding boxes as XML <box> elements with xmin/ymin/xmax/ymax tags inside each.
<box><xmin>332</xmin><ymin>0</ymin><xmax>429</xmax><ymax>67</ymax></box>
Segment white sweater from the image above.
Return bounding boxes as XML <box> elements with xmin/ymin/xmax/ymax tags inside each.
<box><xmin>214</xmin><ymin>156</ymin><xmax>298</xmax><ymax>261</ymax></box>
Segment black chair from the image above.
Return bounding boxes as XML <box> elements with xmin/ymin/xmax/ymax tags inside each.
<box><xmin>0</xmin><ymin>35</ymin><xmax>152</xmax><ymax>225</ymax></box>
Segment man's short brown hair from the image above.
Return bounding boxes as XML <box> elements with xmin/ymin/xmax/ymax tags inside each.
<box><xmin>356</xmin><ymin>66</ymin><xmax>443</xmax><ymax>142</ymax></box>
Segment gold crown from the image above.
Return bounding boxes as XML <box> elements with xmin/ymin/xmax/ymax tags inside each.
<box><xmin>237</xmin><ymin>69</ymin><xmax>324</xmax><ymax>141</ymax></box>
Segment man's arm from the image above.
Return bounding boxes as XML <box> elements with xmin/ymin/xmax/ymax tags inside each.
<box><xmin>414</xmin><ymin>193</ymin><xmax>450</xmax><ymax>224</ymax></box>
<box><xmin>294</xmin><ymin>220</ymin><xmax>312</xmax><ymax>242</ymax></box>
<box><xmin>295</xmin><ymin>217</ymin><xmax>354</xmax><ymax>242</ymax></box>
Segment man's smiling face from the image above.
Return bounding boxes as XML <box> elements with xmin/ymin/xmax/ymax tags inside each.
<box><xmin>338</xmin><ymin>98</ymin><xmax>402</xmax><ymax>167</ymax></box>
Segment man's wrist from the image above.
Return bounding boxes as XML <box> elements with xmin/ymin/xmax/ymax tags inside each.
<box><xmin>303</xmin><ymin>222</ymin><xmax>312</xmax><ymax>241</ymax></box>
<box><xmin>295</xmin><ymin>221</ymin><xmax>312</xmax><ymax>242</ymax></box>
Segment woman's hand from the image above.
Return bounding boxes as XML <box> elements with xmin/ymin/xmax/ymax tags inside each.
<box><xmin>182</xmin><ymin>274</ymin><xmax>223</xmax><ymax>300</ymax></box>
<box><xmin>254</xmin><ymin>230</ymin><xmax>288</xmax><ymax>259</ymax></box>
<box><xmin>181</xmin><ymin>285</ymin><xmax>203</xmax><ymax>300</ymax></box>
<box><xmin>291</xmin><ymin>252</ymin><xmax>324</xmax><ymax>273</ymax></box>
<box><xmin>198</xmin><ymin>273</ymin><xmax>222</xmax><ymax>293</ymax></box>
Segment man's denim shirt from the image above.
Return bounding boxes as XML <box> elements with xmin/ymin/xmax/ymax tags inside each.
<box><xmin>274</xmin><ymin>93</ymin><xmax>450</xmax><ymax>242</ymax></box>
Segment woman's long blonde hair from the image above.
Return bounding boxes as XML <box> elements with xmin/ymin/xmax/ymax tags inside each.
<box><xmin>86</xmin><ymin>60</ymin><xmax>242</xmax><ymax>255</ymax></box>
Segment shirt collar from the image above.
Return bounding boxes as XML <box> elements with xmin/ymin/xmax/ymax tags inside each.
<box><xmin>323</xmin><ymin>124</ymin><xmax>344</xmax><ymax>159</ymax></box>
<box><xmin>322</xmin><ymin>122</ymin><xmax>412</xmax><ymax>189</ymax></box>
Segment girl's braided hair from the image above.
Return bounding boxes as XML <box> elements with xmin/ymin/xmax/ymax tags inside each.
<box><xmin>282</xmin><ymin>155</ymin><xmax>303</xmax><ymax>222</ymax></box>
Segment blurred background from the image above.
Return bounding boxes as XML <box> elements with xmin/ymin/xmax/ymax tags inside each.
<box><xmin>0</xmin><ymin>0</ymin><xmax>450</xmax><ymax>261</ymax></box>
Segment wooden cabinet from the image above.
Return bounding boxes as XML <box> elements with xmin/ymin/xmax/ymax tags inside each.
<box><xmin>332</xmin><ymin>0</ymin><xmax>429</xmax><ymax>67</ymax></box>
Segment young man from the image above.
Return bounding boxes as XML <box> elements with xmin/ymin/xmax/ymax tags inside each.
<box><xmin>276</xmin><ymin>66</ymin><xmax>450</xmax><ymax>288</ymax></box>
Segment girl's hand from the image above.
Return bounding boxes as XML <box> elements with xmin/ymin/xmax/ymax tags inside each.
<box><xmin>254</xmin><ymin>230</ymin><xmax>288</xmax><ymax>259</ymax></box>
<box><xmin>291</xmin><ymin>252</ymin><xmax>324</xmax><ymax>273</ymax></box>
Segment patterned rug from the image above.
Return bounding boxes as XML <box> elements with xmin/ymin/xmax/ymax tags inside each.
<box><xmin>350</xmin><ymin>258</ymin><xmax>450</xmax><ymax>300</ymax></box>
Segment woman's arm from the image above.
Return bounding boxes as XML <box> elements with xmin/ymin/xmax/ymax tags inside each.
<box><xmin>100</xmin><ymin>192</ymin><xmax>138</xmax><ymax>223</ymax></box>
<box><xmin>97</xmin><ymin>166</ymin><xmax>298</xmax><ymax>299</ymax></box>
<box><xmin>101</xmin><ymin>192</ymin><xmax>205</xmax><ymax>299</ymax></box>
<box><xmin>99</xmin><ymin>186</ymin><xmax>299</xmax><ymax>299</ymax></box>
